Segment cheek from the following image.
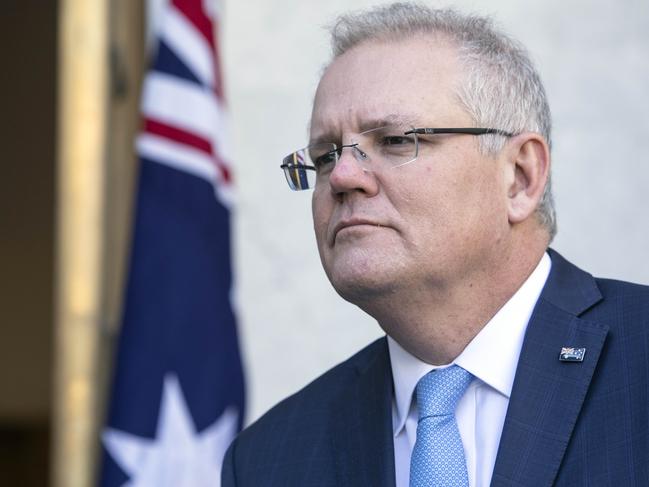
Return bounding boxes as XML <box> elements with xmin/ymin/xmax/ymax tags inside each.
<box><xmin>402</xmin><ymin>159</ymin><xmax>504</xmax><ymax>237</ymax></box>
<box><xmin>311</xmin><ymin>190</ymin><xmax>331</xmax><ymax>245</ymax></box>
<box><xmin>447</xmin><ymin>165</ymin><xmax>510</xmax><ymax>247</ymax></box>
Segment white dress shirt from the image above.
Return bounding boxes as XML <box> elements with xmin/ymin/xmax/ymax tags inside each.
<box><xmin>388</xmin><ymin>253</ymin><xmax>551</xmax><ymax>487</ymax></box>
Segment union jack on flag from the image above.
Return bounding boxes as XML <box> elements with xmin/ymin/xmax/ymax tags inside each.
<box><xmin>100</xmin><ymin>0</ymin><xmax>245</xmax><ymax>485</ymax></box>
<box><xmin>139</xmin><ymin>0</ymin><xmax>232</xmax><ymax>203</ymax></box>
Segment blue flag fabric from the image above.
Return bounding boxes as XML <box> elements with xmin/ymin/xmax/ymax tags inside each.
<box><xmin>100</xmin><ymin>1</ymin><xmax>245</xmax><ymax>485</ymax></box>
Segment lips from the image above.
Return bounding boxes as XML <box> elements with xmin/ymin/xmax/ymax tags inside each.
<box><xmin>332</xmin><ymin>218</ymin><xmax>384</xmax><ymax>243</ymax></box>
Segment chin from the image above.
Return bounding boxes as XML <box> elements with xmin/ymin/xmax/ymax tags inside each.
<box><xmin>326</xmin><ymin>262</ymin><xmax>398</xmax><ymax>305</ymax></box>
<box><xmin>319</xmin><ymin>239</ymin><xmax>409</xmax><ymax>301</ymax></box>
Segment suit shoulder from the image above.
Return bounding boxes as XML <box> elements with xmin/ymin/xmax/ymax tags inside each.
<box><xmin>565</xmin><ymin>275</ymin><xmax>649</xmax><ymax>355</ymax></box>
<box><xmin>595</xmin><ymin>276</ymin><xmax>649</xmax><ymax>299</ymax></box>
<box><xmin>572</xmin><ymin>271</ymin><xmax>648</xmax><ymax>312</ymax></box>
<box><xmin>223</xmin><ymin>337</ymin><xmax>391</xmax><ymax>485</ymax></box>
<box><xmin>545</xmin><ymin>249</ymin><xmax>649</xmax><ymax>318</ymax></box>
<box><xmin>589</xmin><ymin>277</ymin><xmax>649</xmax><ymax>323</ymax></box>
<box><xmin>236</xmin><ymin>336</ymin><xmax>387</xmax><ymax>439</ymax></box>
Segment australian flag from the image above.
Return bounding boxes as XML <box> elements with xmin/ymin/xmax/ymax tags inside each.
<box><xmin>100</xmin><ymin>0</ymin><xmax>245</xmax><ymax>485</ymax></box>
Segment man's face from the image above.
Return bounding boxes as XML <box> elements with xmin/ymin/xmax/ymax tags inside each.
<box><xmin>310</xmin><ymin>36</ymin><xmax>511</xmax><ymax>304</ymax></box>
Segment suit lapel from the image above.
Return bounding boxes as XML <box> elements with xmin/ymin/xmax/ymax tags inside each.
<box><xmin>491</xmin><ymin>250</ymin><xmax>609</xmax><ymax>486</ymax></box>
<box><xmin>331</xmin><ymin>338</ymin><xmax>396</xmax><ymax>487</ymax></box>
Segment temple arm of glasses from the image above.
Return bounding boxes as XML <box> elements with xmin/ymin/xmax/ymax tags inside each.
<box><xmin>405</xmin><ymin>127</ymin><xmax>514</xmax><ymax>137</ymax></box>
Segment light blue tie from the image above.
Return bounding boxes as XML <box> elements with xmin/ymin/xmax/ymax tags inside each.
<box><xmin>409</xmin><ymin>365</ymin><xmax>473</xmax><ymax>487</ymax></box>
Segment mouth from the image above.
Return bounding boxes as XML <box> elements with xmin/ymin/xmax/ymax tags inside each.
<box><xmin>332</xmin><ymin>218</ymin><xmax>385</xmax><ymax>243</ymax></box>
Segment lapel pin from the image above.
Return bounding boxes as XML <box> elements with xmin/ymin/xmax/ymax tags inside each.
<box><xmin>559</xmin><ymin>347</ymin><xmax>586</xmax><ymax>362</ymax></box>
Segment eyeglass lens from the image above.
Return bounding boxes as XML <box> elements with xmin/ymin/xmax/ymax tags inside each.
<box><xmin>282</xmin><ymin>125</ymin><xmax>418</xmax><ymax>190</ymax></box>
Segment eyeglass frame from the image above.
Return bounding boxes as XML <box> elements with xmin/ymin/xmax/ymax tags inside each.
<box><xmin>280</xmin><ymin>126</ymin><xmax>516</xmax><ymax>191</ymax></box>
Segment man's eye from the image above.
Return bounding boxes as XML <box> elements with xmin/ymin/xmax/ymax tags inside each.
<box><xmin>313</xmin><ymin>151</ymin><xmax>337</xmax><ymax>169</ymax></box>
<box><xmin>381</xmin><ymin>135</ymin><xmax>415</xmax><ymax>146</ymax></box>
<box><xmin>378</xmin><ymin>135</ymin><xmax>416</xmax><ymax>156</ymax></box>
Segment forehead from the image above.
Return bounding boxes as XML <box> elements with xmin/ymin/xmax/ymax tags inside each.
<box><xmin>310</xmin><ymin>35</ymin><xmax>468</xmax><ymax>139</ymax></box>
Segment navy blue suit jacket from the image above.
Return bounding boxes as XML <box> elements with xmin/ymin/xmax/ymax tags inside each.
<box><xmin>223</xmin><ymin>250</ymin><xmax>649</xmax><ymax>486</ymax></box>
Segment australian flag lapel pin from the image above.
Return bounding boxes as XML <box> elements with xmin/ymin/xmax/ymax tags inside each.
<box><xmin>559</xmin><ymin>347</ymin><xmax>586</xmax><ymax>362</ymax></box>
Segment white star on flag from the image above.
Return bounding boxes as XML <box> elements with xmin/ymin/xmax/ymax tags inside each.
<box><xmin>103</xmin><ymin>374</ymin><xmax>238</xmax><ymax>487</ymax></box>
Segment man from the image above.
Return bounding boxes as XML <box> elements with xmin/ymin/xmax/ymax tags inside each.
<box><xmin>223</xmin><ymin>3</ymin><xmax>649</xmax><ymax>486</ymax></box>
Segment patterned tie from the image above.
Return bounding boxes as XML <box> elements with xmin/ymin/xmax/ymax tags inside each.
<box><xmin>409</xmin><ymin>365</ymin><xmax>473</xmax><ymax>487</ymax></box>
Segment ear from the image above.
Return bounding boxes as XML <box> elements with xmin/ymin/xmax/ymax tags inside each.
<box><xmin>503</xmin><ymin>132</ymin><xmax>550</xmax><ymax>225</ymax></box>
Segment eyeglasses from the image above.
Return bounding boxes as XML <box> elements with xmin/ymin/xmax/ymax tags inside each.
<box><xmin>280</xmin><ymin>124</ymin><xmax>514</xmax><ymax>191</ymax></box>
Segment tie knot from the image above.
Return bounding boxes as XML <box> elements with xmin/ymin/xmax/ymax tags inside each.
<box><xmin>416</xmin><ymin>365</ymin><xmax>473</xmax><ymax>420</ymax></box>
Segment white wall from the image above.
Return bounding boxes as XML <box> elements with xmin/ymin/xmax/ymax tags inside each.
<box><xmin>214</xmin><ymin>0</ymin><xmax>648</xmax><ymax>424</ymax></box>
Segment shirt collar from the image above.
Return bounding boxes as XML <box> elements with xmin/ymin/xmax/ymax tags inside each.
<box><xmin>388</xmin><ymin>252</ymin><xmax>552</xmax><ymax>436</ymax></box>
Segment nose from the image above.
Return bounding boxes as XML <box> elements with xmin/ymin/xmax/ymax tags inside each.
<box><xmin>327</xmin><ymin>144</ymin><xmax>379</xmax><ymax>197</ymax></box>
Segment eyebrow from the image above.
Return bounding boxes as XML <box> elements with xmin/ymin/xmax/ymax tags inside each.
<box><xmin>309</xmin><ymin>113</ymin><xmax>418</xmax><ymax>145</ymax></box>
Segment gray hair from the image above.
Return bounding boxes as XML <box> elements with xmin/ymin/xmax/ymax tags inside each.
<box><xmin>327</xmin><ymin>2</ymin><xmax>557</xmax><ymax>240</ymax></box>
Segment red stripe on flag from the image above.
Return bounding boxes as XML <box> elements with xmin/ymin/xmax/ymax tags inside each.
<box><xmin>144</xmin><ymin>118</ymin><xmax>213</xmax><ymax>154</ymax></box>
<box><xmin>144</xmin><ymin>118</ymin><xmax>232</xmax><ymax>185</ymax></box>
<box><xmin>214</xmin><ymin>152</ymin><xmax>232</xmax><ymax>184</ymax></box>
<box><xmin>172</xmin><ymin>0</ymin><xmax>215</xmax><ymax>47</ymax></box>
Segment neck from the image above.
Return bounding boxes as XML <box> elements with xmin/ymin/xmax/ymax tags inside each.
<box><xmin>356</xmin><ymin>238</ymin><xmax>548</xmax><ymax>365</ymax></box>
